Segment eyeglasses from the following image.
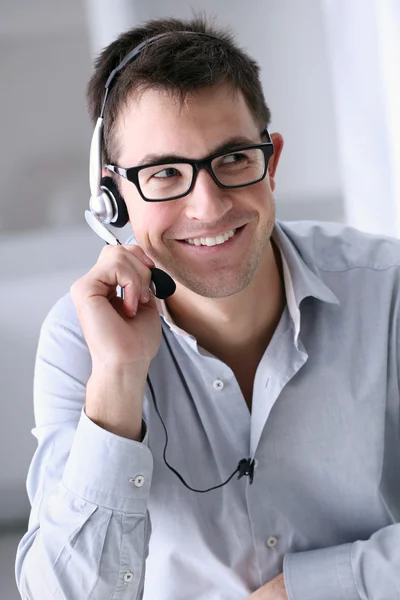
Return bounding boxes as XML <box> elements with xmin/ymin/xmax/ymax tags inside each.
<box><xmin>106</xmin><ymin>130</ymin><xmax>274</xmax><ymax>202</ymax></box>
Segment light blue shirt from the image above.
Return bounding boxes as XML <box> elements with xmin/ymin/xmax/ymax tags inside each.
<box><xmin>16</xmin><ymin>219</ymin><xmax>400</xmax><ymax>599</ymax></box>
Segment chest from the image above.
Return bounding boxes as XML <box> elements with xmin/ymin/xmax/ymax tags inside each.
<box><xmin>224</xmin><ymin>353</ymin><xmax>265</xmax><ymax>412</ymax></box>
<box><xmin>231</xmin><ymin>368</ymin><xmax>256</xmax><ymax>411</ymax></box>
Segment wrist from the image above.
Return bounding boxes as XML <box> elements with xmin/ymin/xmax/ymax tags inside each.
<box><xmin>86</xmin><ymin>362</ymin><xmax>150</xmax><ymax>441</ymax></box>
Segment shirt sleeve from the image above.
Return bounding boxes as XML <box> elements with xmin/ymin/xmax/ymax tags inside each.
<box><xmin>15</xmin><ymin>293</ymin><xmax>153</xmax><ymax>600</ymax></box>
<box><xmin>284</xmin><ymin>524</ymin><xmax>400</xmax><ymax>600</ymax></box>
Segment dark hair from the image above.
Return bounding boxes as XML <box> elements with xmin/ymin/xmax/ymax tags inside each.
<box><xmin>87</xmin><ymin>14</ymin><xmax>272</xmax><ymax>163</ymax></box>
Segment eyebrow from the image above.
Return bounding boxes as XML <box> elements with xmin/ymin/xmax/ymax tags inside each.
<box><xmin>136</xmin><ymin>136</ymin><xmax>259</xmax><ymax>166</ymax></box>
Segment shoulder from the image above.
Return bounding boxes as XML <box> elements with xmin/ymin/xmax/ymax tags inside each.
<box><xmin>277</xmin><ymin>219</ymin><xmax>400</xmax><ymax>273</ymax></box>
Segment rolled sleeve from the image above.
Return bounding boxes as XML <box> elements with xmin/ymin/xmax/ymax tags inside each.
<box><xmin>284</xmin><ymin>543</ymin><xmax>361</xmax><ymax>600</ymax></box>
<box><xmin>62</xmin><ymin>408</ymin><xmax>153</xmax><ymax>514</ymax></box>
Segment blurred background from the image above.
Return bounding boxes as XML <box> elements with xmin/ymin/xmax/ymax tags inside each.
<box><xmin>0</xmin><ymin>0</ymin><xmax>399</xmax><ymax>597</ymax></box>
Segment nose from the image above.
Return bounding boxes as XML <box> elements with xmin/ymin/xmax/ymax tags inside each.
<box><xmin>184</xmin><ymin>169</ymin><xmax>233</xmax><ymax>222</ymax></box>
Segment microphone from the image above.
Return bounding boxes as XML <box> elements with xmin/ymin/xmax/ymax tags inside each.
<box><xmin>149</xmin><ymin>267</ymin><xmax>176</xmax><ymax>300</ymax></box>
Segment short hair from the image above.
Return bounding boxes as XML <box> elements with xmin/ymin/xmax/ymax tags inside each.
<box><xmin>87</xmin><ymin>14</ymin><xmax>272</xmax><ymax>164</ymax></box>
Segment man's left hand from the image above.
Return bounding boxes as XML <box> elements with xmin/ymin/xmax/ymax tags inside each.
<box><xmin>246</xmin><ymin>573</ymin><xmax>288</xmax><ymax>600</ymax></box>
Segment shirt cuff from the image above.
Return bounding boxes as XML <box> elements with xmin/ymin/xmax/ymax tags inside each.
<box><xmin>62</xmin><ymin>408</ymin><xmax>153</xmax><ymax>514</ymax></box>
<box><xmin>283</xmin><ymin>543</ymin><xmax>360</xmax><ymax>600</ymax></box>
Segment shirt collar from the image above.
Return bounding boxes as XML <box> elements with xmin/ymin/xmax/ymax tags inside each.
<box><xmin>272</xmin><ymin>219</ymin><xmax>340</xmax><ymax>345</ymax></box>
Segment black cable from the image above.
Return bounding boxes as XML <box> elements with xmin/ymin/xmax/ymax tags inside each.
<box><xmin>145</xmin><ymin>322</ymin><xmax>255</xmax><ymax>493</ymax></box>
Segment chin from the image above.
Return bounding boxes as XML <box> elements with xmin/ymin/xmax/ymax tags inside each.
<box><xmin>172</xmin><ymin>263</ymin><xmax>258</xmax><ymax>298</ymax></box>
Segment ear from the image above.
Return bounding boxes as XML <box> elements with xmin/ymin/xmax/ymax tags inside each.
<box><xmin>268</xmin><ymin>133</ymin><xmax>284</xmax><ymax>192</ymax></box>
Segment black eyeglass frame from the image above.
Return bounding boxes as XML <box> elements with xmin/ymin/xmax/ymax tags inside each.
<box><xmin>106</xmin><ymin>129</ymin><xmax>274</xmax><ymax>202</ymax></box>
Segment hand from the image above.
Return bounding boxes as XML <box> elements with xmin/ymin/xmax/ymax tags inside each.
<box><xmin>71</xmin><ymin>244</ymin><xmax>162</xmax><ymax>367</ymax></box>
<box><xmin>70</xmin><ymin>244</ymin><xmax>162</xmax><ymax>440</ymax></box>
<box><xmin>246</xmin><ymin>573</ymin><xmax>288</xmax><ymax>600</ymax></box>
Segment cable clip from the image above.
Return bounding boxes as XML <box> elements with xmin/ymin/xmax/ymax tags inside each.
<box><xmin>237</xmin><ymin>458</ymin><xmax>255</xmax><ymax>484</ymax></box>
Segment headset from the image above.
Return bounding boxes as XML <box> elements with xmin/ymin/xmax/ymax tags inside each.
<box><xmin>86</xmin><ymin>30</ymin><xmax>256</xmax><ymax>491</ymax></box>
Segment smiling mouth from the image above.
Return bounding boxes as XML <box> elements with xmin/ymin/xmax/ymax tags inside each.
<box><xmin>184</xmin><ymin>228</ymin><xmax>237</xmax><ymax>246</ymax></box>
<box><xmin>178</xmin><ymin>225</ymin><xmax>245</xmax><ymax>247</ymax></box>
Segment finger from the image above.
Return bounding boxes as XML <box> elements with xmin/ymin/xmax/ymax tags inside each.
<box><xmin>99</xmin><ymin>243</ymin><xmax>155</xmax><ymax>269</ymax></box>
<box><xmin>76</xmin><ymin>260</ymin><xmax>149</xmax><ymax>318</ymax></box>
<box><xmin>99</xmin><ymin>245</ymin><xmax>154</xmax><ymax>304</ymax></box>
<box><xmin>122</xmin><ymin>244</ymin><xmax>155</xmax><ymax>269</ymax></box>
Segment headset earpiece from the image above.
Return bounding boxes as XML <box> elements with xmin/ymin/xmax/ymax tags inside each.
<box><xmin>100</xmin><ymin>177</ymin><xmax>129</xmax><ymax>228</ymax></box>
<box><xmin>88</xmin><ymin>177</ymin><xmax>129</xmax><ymax>228</ymax></box>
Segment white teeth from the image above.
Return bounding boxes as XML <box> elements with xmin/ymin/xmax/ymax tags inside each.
<box><xmin>185</xmin><ymin>229</ymin><xmax>236</xmax><ymax>246</ymax></box>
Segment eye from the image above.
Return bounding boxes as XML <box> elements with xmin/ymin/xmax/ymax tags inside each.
<box><xmin>153</xmin><ymin>167</ymin><xmax>181</xmax><ymax>179</ymax></box>
<box><xmin>221</xmin><ymin>152</ymin><xmax>248</xmax><ymax>165</ymax></box>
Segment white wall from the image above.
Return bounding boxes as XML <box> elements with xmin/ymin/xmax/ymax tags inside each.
<box><xmin>1</xmin><ymin>0</ymin><xmax>345</xmax><ymax>524</ymax></box>
<box><xmin>323</xmin><ymin>0</ymin><xmax>400</xmax><ymax>235</ymax></box>
<box><xmin>0</xmin><ymin>0</ymin><xmax>92</xmax><ymax>235</ymax></box>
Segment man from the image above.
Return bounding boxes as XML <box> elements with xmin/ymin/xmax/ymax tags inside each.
<box><xmin>15</xmin><ymin>15</ymin><xmax>400</xmax><ymax>600</ymax></box>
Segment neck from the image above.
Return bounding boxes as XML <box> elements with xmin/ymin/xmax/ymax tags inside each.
<box><xmin>165</xmin><ymin>239</ymin><xmax>286</xmax><ymax>365</ymax></box>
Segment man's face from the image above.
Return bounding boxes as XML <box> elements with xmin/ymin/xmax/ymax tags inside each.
<box><xmin>115</xmin><ymin>82</ymin><xmax>282</xmax><ymax>298</ymax></box>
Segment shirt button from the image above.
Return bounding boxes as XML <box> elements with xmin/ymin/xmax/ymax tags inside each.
<box><xmin>267</xmin><ymin>536</ymin><xmax>278</xmax><ymax>549</ymax></box>
<box><xmin>129</xmin><ymin>475</ymin><xmax>145</xmax><ymax>487</ymax></box>
<box><xmin>124</xmin><ymin>571</ymin><xmax>134</xmax><ymax>583</ymax></box>
<box><xmin>213</xmin><ymin>379</ymin><xmax>224</xmax><ymax>390</ymax></box>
